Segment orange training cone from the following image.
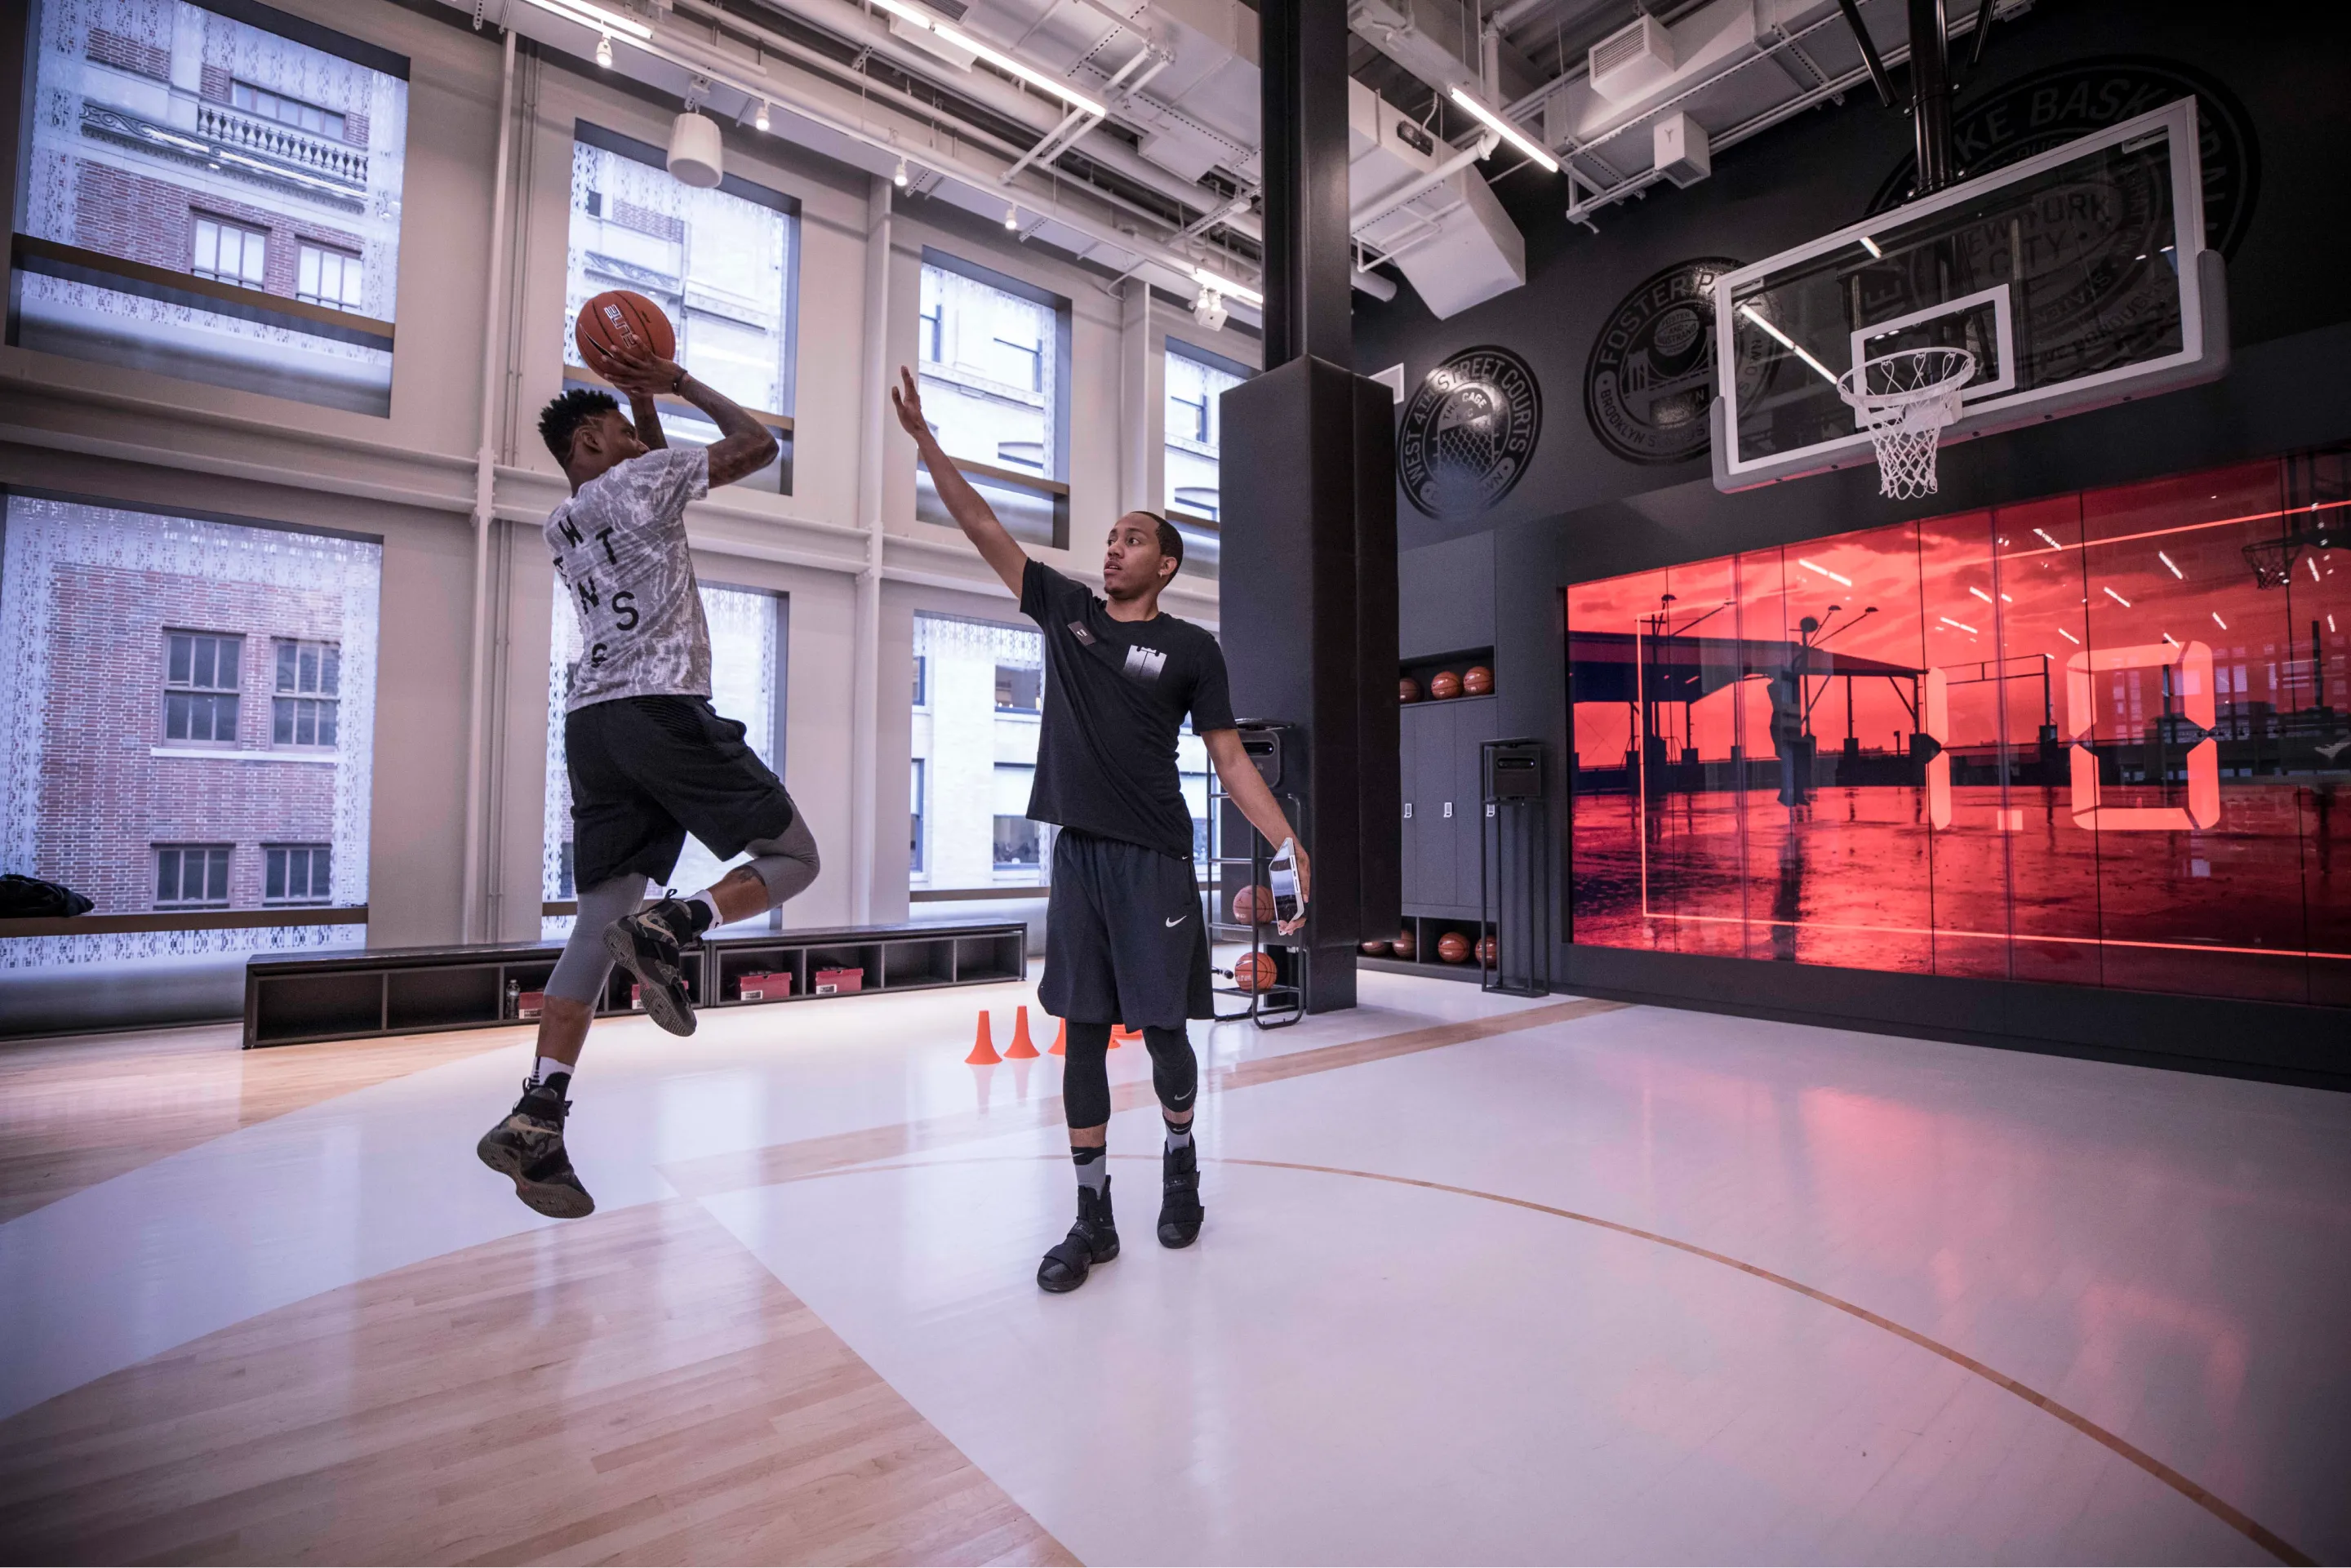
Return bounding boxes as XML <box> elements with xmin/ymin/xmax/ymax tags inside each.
<box><xmin>1047</xmin><ymin>1018</ymin><xmax>1067</xmax><ymax>1056</ymax></box>
<box><xmin>965</xmin><ymin>1011</ymin><xmax>1002</xmax><ymax>1065</ymax></box>
<box><xmin>1112</xmin><ymin>1024</ymin><xmax>1140</xmax><ymax>1048</ymax></box>
<box><xmin>1004</xmin><ymin>1004</ymin><xmax>1040</xmax><ymax>1059</ymax></box>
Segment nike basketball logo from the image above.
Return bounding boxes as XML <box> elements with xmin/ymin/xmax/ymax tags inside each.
<box><xmin>1068</xmin><ymin>621</ymin><xmax>1096</xmax><ymax>646</ymax></box>
<box><xmin>1165</xmin><ymin>914</ymin><xmax>1188</xmax><ymax>927</ymax></box>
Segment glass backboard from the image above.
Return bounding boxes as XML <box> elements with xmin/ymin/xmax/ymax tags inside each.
<box><xmin>1711</xmin><ymin>98</ymin><xmax>2226</xmax><ymax>492</ymax></box>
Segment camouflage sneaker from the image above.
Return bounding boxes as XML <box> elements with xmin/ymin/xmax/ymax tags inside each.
<box><xmin>476</xmin><ymin>1080</ymin><xmax>595</xmax><ymax>1219</ymax></box>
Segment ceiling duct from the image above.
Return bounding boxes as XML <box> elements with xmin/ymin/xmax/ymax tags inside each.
<box><xmin>1346</xmin><ymin>80</ymin><xmax>1522</xmax><ymax>319</ymax></box>
<box><xmin>1588</xmin><ymin>13</ymin><xmax>1676</xmax><ymax>102</ymax></box>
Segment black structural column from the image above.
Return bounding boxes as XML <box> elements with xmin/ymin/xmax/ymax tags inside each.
<box><xmin>1217</xmin><ymin>0</ymin><xmax>1401</xmax><ymax>1012</ymax></box>
<box><xmin>1907</xmin><ymin>0</ymin><xmax>1955</xmax><ymax>193</ymax></box>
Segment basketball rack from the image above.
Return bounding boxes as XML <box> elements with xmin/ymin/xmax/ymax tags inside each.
<box><xmin>1206</xmin><ymin>722</ymin><xmax>1304</xmax><ymax>1029</ymax></box>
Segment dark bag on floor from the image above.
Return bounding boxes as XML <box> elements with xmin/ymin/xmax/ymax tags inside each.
<box><xmin>0</xmin><ymin>874</ymin><xmax>93</xmax><ymax>917</ymax></box>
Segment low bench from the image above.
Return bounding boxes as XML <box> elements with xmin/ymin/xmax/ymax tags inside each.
<box><xmin>242</xmin><ymin>921</ymin><xmax>1026</xmax><ymax>1048</ymax></box>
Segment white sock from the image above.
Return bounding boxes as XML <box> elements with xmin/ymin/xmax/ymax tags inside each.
<box><xmin>686</xmin><ymin>889</ymin><xmax>722</xmax><ymax>929</ymax></box>
<box><xmin>534</xmin><ymin>1055</ymin><xmax>574</xmax><ymax>1087</ymax></box>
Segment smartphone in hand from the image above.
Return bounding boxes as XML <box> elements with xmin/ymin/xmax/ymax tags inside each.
<box><xmin>1269</xmin><ymin>838</ymin><xmax>1302</xmax><ymax>930</ymax></box>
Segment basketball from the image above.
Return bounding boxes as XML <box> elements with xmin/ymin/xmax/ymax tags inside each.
<box><xmin>1429</xmin><ymin>670</ymin><xmax>1462</xmax><ymax>700</ymax></box>
<box><xmin>1476</xmin><ymin>935</ymin><xmax>1496</xmax><ymax>965</ymax></box>
<box><xmin>1231</xmin><ymin>883</ymin><xmax>1274</xmax><ymax>925</ymax></box>
<box><xmin>1399</xmin><ymin>676</ymin><xmax>1420</xmax><ymax>704</ymax></box>
<box><xmin>1463</xmin><ymin>664</ymin><xmax>1493</xmax><ymax>695</ymax></box>
<box><xmin>1233</xmin><ymin>952</ymin><xmax>1278</xmax><ymax>992</ymax></box>
<box><xmin>575</xmin><ymin>290</ymin><xmax>675</xmax><ymax>377</ymax></box>
<box><xmin>1437</xmin><ymin>931</ymin><xmax>1472</xmax><ymax>963</ymax></box>
<box><xmin>1359</xmin><ymin>938</ymin><xmax>1392</xmax><ymax>956</ymax></box>
<box><xmin>1391</xmin><ymin>931</ymin><xmax>1416</xmax><ymax>960</ymax></box>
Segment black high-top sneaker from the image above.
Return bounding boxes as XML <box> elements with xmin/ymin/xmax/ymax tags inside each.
<box><xmin>476</xmin><ymin>1080</ymin><xmax>595</xmax><ymax>1219</ymax></box>
<box><xmin>1158</xmin><ymin>1141</ymin><xmax>1203</xmax><ymax>1248</ymax></box>
<box><xmin>1037</xmin><ymin>1176</ymin><xmax>1120</xmax><ymax>1293</ymax></box>
<box><xmin>602</xmin><ymin>897</ymin><xmax>699</xmax><ymax>1036</ymax></box>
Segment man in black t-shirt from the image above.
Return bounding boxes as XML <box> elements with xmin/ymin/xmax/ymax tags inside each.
<box><xmin>891</xmin><ymin>366</ymin><xmax>1310</xmax><ymax>1293</ymax></box>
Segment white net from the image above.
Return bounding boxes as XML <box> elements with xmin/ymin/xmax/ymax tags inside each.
<box><xmin>1839</xmin><ymin>347</ymin><xmax>1975</xmax><ymax>500</ymax></box>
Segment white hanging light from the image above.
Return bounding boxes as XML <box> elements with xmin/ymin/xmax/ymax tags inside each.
<box><xmin>667</xmin><ymin>110</ymin><xmax>724</xmax><ymax>188</ymax></box>
<box><xmin>594</xmin><ymin>32</ymin><xmax>613</xmax><ymax>68</ymax></box>
<box><xmin>1003</xmin><ymin>203</ymin><xmax>1020</xmax><ymax>231</ymax></box>
<box><xmin>894</xmin><ymin>157</ymin><xmax>909</xmax><ymax>188</ymax></box>
<box><xmin>753</xmin><ymin>98</ymin><xmax>770</xmax><ymax>132</ymax></box>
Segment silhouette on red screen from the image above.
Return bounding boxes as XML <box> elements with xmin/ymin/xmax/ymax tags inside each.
<box><xmin>1567</xmin><ymin>451</ymin><xmax>2351</xmax><ymax>1006</ymax></box>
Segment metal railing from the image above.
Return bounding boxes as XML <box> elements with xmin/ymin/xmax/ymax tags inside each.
<box><xmin>193</xmin><ymin>101</ymin><xmax>369</xmax><ymax>189</ymax></box>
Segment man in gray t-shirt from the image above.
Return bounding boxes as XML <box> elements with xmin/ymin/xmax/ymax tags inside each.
<box><xmin>477</xmin><ymin>333</ymin><xmax>820</xmax><ymax>1221</ymax></box>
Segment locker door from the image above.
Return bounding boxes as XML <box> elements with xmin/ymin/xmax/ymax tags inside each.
<box><xmin>1398</xmin><ymin>705</ymin><xmax>1423</xmax><ymax>910</ymax></box>
<box><xmin>1420</xmin><ymin>701</ymin><xmax>1459</xmax><ymax>908</ymax></box>
<box><xmin>1457</xmin><ymin>702</ymin><xmax>1498</xmax><ymax>918</ymax></box>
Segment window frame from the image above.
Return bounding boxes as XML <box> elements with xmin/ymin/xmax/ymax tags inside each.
<box><xmin>154</xmin><ymin>843</ymin><xmax>233</xmax><ymax>909</ymax></box>
<box><xmin>162</xmin><ymin>629</ymin><xmax>243</xmax><ymax>747</ymax></box>
<box><xmin>296</xmin><ymin>242</ymin><xmax>363</xmax><ymax>311</ymax></box>
<box><xmin>910</xmin><ymin>757</ymin><xmax>927</xmax><ymax>874</ymax></box>
<box><xmin>271</xmin><ymin>637</ymin><xmax>341</xmax><ymax>750</ymax></box>
<box><xmin>191</xmin><ymin>215</ymin><xmax>268</xmax><ymax>289</ymax></box>
<box><xmin>1162</xmin><ymin>335</ymin><xmax>1253</xmax><ymax>532</ymax></box>
<box><xmin>264</xmin><ymin>843</ymin><xmax>333</xmax><ymax>906</ymax></box>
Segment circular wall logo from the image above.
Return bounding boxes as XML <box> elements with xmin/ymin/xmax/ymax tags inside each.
<box><xmin>1867</xmin><ymin>57</ymin><xmax>2259</xmax><ymax>256</ymax></box>
<box><xmin>1398</xmin><ymin>346</ymin><xmax>1541</xmax><ymax>520</ymax></box>
<box><xmin>1584</xmin><ymin>257</ymin><xmax>1769</xmax><ymax>465</ymax></box>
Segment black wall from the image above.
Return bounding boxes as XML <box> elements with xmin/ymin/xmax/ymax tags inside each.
<box><xmin>1367</xmin><ymin>0</ymin><xmax>2351</xmax><ymax>1082</ymax></box>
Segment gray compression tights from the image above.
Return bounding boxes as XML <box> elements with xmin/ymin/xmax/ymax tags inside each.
<box><xmin>544</xmin><ymin>814</ymin><xmax>821</xmax><ymax>1004</ymax></box>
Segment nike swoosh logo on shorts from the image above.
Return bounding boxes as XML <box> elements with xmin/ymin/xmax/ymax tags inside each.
<box><xmin>1165</xmin><ymin>914</ymin><xmax>1188</xmax><ymax>927</ymax></box>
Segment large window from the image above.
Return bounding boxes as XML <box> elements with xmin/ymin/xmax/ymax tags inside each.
<box><xmin>1567</xmin><ymin>450</ymin><xmax>2351</xmax><ymax>1006</ymax></box>
<box><xmin>544</xmin><ymin>583</ymin><xmax>785</xmax><ymax>934</ymax></box>
<box><xmin>911</xmin><ymin>612</ymin><xmax>1046</xmax><ymax>888</ymax></box>
<box><xmin>1</xmin><ymin>496</ymin><xmax>379</xmax><ymax>971</ymax></box>
<box><xmin>565</xmin><ymin>124</ymin><xmax>798</xmax><ymax>492</ymax></box>
<box><xmin>910</xmin><ymin>757</ymin><xmax>927</xmax><ymax>874</ymax></box>
<box><xmin>11</xmin><ymin>0</ymin><xmax>407</xmax><ymax>414</ymax></box>
<box><xmin>913</xmin><ymin>255</ymin><xmax>1069</xmax><ymax>548</ymax></box>
<box><xmin>1164</xmin><ymin>340</ymin><xmax>1247</xmax><ymax>573</ymax></box>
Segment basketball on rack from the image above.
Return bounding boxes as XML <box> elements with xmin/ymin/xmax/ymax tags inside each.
<box><xmin>1429</xmin><ymin>671</ymin><xmax>1462</xmax><ymax>700</ymax></box>
<box><xmin>1359</xmin><ymin>938</ymin><xmax>1392</xmax><ymax>956</ymax></box>
<box><xmin>1399</xmin><ymin>676</ymin><xmax>1420</xmax><ymax>704</ymax></box>
<box><xmin>1463</xmin><ymin>665</ymin><xmax>1493</xmax><ymax>695</ymax></box>
<box><xmin>575</xmin><ymin>290</ymin><xmax>675</xmax><ymax>377</ymax></box>
<box><xmin>1391</xmin><ymin>931</ymin><xmax>1416</xmax><ymax>959</ymax></box>
<box><xmin>1231</xmin><ymin>883</ymin><xmax>1273</xmax><ymax>925</ymax></box>
<box><xmin>1476</xmin><ymin>935</ymin><xmax>1496</xmax><ymax>965</ymax></box>
<box><xmin>1233</xmin><ymin>952</ymin><xmax>1278</xmax><ymax>991</ymax></box>
<box><xmin>1437</xmin><ymin>932</ymin><xmax>1472</xmax><ymax>963</ymax></box>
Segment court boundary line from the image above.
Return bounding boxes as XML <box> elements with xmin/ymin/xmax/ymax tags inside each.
<box><xmin>767</xmin><ymin>1153</ymin><xmax>2311</xmax><ymax>1566</ymax></box>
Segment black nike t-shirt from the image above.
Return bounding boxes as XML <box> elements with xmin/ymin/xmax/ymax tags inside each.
<box><xmin>1020</xmin><ymin>559</ymin><xmax>1235</xmax><ymax>859</ymax></box>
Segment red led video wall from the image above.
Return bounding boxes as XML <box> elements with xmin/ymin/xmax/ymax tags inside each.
<box><xmin>1567</xmin><ymin>452</ymin><xmax>2351</xmax><ymax>1006</ymax></box>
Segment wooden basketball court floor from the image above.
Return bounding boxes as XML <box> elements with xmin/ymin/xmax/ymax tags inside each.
<box><xmin>0</xmin><ymin>967</ymin><xmax>2344</xmax><ymax>1565</ymax></box>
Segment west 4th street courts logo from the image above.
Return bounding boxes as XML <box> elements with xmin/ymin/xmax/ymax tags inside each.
<box><xmin>1398</xmin><ymin>346</ymin><xmax>1541</xmax><ymax>520</ymax></box>
<box><xmin>1584</xmin><ymin>257</ymin><xmax>1767</xmax><ymax>464</ymax></box>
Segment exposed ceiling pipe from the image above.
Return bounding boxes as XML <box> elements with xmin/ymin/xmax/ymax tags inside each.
<box><xmin>1349</xmin><ymin>265</ymin><xmax>1398</xmax><ymax>300</ymax></box>
<box><xmin>1487</xmin><ymin>0</ymin><xmax>1553</xmax><ymax>33</ymax></box>
<box><xmin>677</xmin><ymin>0</ymin><xmax>1263</xmax><ymax>242</ymax></box>
<box><xmin>492</xmin><ymin>2</ymin><xmax>1255</xmax><ymax>299</ymax></box>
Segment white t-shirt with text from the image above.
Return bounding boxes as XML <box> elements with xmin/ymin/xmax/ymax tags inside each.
<box><xmin>545</xmin><ymin>446</ymin><xmax>712</xmax><ymax>712</ymax></box>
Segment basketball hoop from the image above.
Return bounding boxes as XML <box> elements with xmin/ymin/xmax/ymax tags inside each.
<box><xmin>1838</xmin><ymin>347</ymin><xmax>1976</xmax><ymax>500</ymax></box>
<box><xmin>2243</xmin><ymin>535</ymin><xmax>2306</xmax><ymax>589</ymax></box>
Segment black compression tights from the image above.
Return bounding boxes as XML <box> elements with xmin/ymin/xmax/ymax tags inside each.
<box><xmin>1060</xmin><ymin>1021</ymin><xmax>1198</xmax><ymax>1130</ymax></box>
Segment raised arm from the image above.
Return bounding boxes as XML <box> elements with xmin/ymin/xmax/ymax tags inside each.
<box><xmin>606</xmin><ymin>339</ymin><xmax>776</xmax><ymax>486</ymax></box>
<box><xmin>1202</xmin><ymin>727</ymin><xmax>1310</xmax><ymax>934</ymax></box>
<box><xmin>625</xmin><ymin>390</ymin><xmax>668</xmax><ymax>451</ymax></box>
<box><xmin>889</xmin><ymin>365</ymin><xmax>1028</xmax><ymax>597</ymax></box>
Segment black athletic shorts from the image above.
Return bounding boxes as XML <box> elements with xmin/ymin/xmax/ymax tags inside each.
<box><xmin>1039</xmin><ymin>828</ymin><xmax>1211</xmax><ymax>1029</ymax></box>
<box><xmin>566</xmin><ymin>695</ymin><xmax>796</xmax><ymax>891</ymax></box>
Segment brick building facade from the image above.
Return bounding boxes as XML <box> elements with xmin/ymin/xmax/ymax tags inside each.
<box><xmin>14</xmin><ymin>0</ymin><xmax>408</xmax><ymax>412</ymax></box>
<box><xmin>0</xmin><ymin>497</ymin><xmax>379</xmax><ymax>920</ymax></box>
